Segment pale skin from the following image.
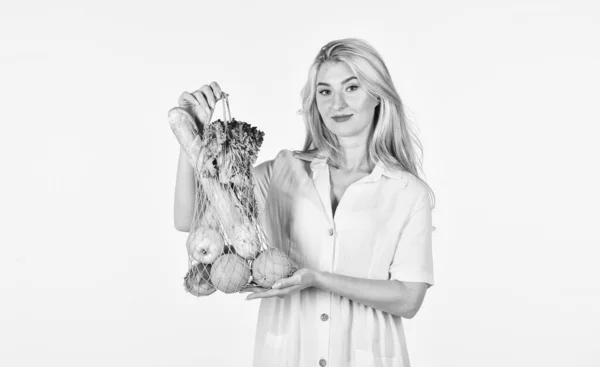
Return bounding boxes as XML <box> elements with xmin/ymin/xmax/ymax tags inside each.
<box><xmin>243</xmin><ymin>62</ymin><xmax>429</xmax><ymax>319</ymax></box>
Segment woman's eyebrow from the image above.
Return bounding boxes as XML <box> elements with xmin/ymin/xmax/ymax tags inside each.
<box><xmin>317</xmin><ymin>76</ymin><xmax>357</xmax><ymax>87</ymax></box>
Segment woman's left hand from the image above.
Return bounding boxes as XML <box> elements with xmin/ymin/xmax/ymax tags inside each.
<box><xmin>242</xmin><ymin>268</ymin><xmax>319</xmax><ymax>300</ymax></box>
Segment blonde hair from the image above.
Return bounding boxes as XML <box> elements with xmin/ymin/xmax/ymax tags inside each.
<box><xmin>296</xmin><ymin>37</ymin><xmax>436</xmax><ymax>208</ymax></box>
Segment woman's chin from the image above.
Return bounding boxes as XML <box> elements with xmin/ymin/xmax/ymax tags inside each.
<box><xmin>328</xmin><ymin>127</ymin><xmax>367</xmax><ymax>139</ymax></box>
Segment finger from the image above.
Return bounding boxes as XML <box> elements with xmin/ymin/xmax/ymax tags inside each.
<box><xmin>240</xmin><ymin>287</ymin><xmax>266</xmax><ymax>293</ymax></box>
<box><xmin>272</xmin><ymin>275</ymin><xmax>301</xmax><ymax>289</ymax></box>
<box><xmin>178</xmin><ymin>91</ymin><xmax>206</xmax><ymax>126</ymax></box>
<box><xmin>246</xmin><ymin>289</ymin><xmax>281</xmax><ymax>300</ymax></box>
<box><xmin>178</xmin><ymin>91</ymin><xmax>199</xmax><ymax>110</ymax></box>
<box><xmin>209</xmin><ymin>82</ymin><xmax>223</xmax><ymax>103</ymax></box>
<box><xmin>275</xmin><ymin>285</ymin><xmax>301</xmax><ymax>298</ymax></box>
<box><xmin>199</xmin><ymin>85</ymin><xmax>217</xmax><ymax>109</ymax></box>
<box><xmin>191</xmin><ymin>90</ymin><xmax>210</xmax><ymax>116</ymax></box>
<box><xmin>240</xmin><ymin>283</ymin><xmax>269</xmax><ymax>291</ymax></box>
<box><xmin>246</xmin><ymin>285</ymin><xmax>301</xmax><ymax>300</ymax></box>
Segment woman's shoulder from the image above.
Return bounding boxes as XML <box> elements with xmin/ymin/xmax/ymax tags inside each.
<box><xmin>267</xmin><ymin>148</ymin><xmax>322</xmax><ymax>164</ymax></box>
<box><xmin>252</xmin><ymin>148</ymin><xmax>312</xmax><ymax>185</ymax></box>
<box><xmin>252</xmin><ymin>151</ymin><xmax>282</xmax><ymax>178</ymax></box>
<box><xmin>290</xmin><ymin>148</ymin><xmax>320</xmax><ymax>162</ymax></box>
<box><xmin>253</xmin><ymin>148</ymin><xmax>300</xmax><ymax>173</ymax></box>
<box><xmin>400</xmin><ymin>172</ymin><xmax>434</xmax><ymax>210</ymax></box>
<box><xmin>261</xmin><ymin>148</ymin><xmax>320</xmax><ymax>162</ymax></box>
<box><xmin>380</xmin><ymin>165</ymin><xmax>432</xmax><ymax>205</ymax></box>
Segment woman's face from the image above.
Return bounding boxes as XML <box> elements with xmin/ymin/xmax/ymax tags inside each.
<box><xmin>315</xmin><ymin>62</ymin><xmax>379</xmax><ymax>139</ymax></box>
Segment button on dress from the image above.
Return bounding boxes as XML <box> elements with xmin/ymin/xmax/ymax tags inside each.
<box><xmin>251</xmin><ymin>148</ymin><xmax>435</xmax><ymax>367</ymax></box>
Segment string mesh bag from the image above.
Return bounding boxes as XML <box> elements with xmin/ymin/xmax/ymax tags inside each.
<box><xmin>168</xmin><ymin>92</ymin><xmax>296</xmax><ymax>296</ymax></box>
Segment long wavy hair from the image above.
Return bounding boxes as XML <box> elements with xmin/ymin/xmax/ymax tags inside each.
<box><xmin>296</xmin><ymin>37</ymin><xmax>435</xmax><ymax>208</ymax></box>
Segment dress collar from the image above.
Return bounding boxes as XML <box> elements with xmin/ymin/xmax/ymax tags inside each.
<box><xmin>293</xmin><ymin>149</ymin><xmax>407</xmax><ymax>184</ymax></box>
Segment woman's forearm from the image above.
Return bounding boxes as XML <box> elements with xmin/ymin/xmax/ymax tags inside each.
<box><xmin>174</xmin><ymin>145</ymin><xmax>197</xmax><ymax>232</ymax></box>
<box><xmin>314</xmin><ymin>271</ymin><xmax>417</xmax><ymax>318</ymax></box>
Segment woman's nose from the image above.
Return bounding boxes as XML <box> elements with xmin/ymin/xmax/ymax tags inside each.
<box><xmin>333</xmin><ymin>93</ymin><xmax>348</xmax><ymax>109</ymax></box>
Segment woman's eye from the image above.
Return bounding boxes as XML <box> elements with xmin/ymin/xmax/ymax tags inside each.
<box><xmin>318</xmin><ymin>85</ymin><xmax>358</xmax><ymax>96</ymax></box>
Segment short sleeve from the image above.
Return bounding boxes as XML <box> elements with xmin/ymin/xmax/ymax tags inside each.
<box><xmin>252</xmin><ymin>158</ymin><xmax>275</xmax><ymax>215</ymax></box>
<box><xmin>389</xmin><ymin>192</ymin><xmax>435</xmax><ymax>288</ymax></box>
<box><xmin>253</xmin><ymin>149</ymin><xmax>291</xmax><ymax>215</ymax></box>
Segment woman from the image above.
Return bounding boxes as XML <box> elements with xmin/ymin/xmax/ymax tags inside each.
<box><xmin>173</xmin><ymin>38</ymin><xmax>435</xmax><ymax>367</ymax></box>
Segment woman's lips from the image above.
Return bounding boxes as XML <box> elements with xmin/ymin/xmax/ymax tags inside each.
<box><xmin>332</xmin><ymin>114</ymin><xmax>353</xmax><ymax>122</ymax></box>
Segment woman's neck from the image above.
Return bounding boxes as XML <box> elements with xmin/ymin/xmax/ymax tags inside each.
<box><xmin>332</xmin><ymin>138</ymin><xmax>372</xmax><ymax>173</ymax></box>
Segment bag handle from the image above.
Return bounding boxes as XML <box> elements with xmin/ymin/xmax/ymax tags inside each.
<box><xmin>217</xmin><ymin>91</ymin><xmax>232</xmax><ymax>158</ymax></box>
<box><xmin>220</xmin><ymin>92</ymin><xmax>232</xmax><ymax>126</ymax></box>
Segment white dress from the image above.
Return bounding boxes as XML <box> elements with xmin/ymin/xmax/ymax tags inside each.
<box><xmin>251</xmin><ymin>148</ymin><xmax>435</xmax><ymax>367</ymax></box>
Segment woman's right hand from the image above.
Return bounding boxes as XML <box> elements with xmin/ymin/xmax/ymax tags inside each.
<box><xmin>177</xmin><ymin>82</ymin><xmax>226</xmax><ymax>132</ymax></box>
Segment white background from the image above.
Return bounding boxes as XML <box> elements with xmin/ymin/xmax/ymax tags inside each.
<box><xmin>2</xmin><ymin>0</ymin><xmax>599</xmax><ymax>366</ymax></box>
